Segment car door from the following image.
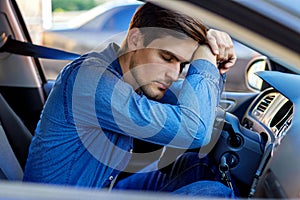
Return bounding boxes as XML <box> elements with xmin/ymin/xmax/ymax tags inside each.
<box><xmin>0</xmin><ymin>0</ymin><xmax>48</xmax><ymax>133</ymax></box>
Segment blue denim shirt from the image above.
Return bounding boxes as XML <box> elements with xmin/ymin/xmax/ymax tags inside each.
<box><xmin>23</xmin><ymin>43</ymin><xmax>223</xmax><ymax>188</ymax></box>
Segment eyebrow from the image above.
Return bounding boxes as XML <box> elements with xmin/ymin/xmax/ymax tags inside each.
<box><xmin>161</xmin><ymin>49</ymin><xmax>191</xmax><ymax>63</ymax></box>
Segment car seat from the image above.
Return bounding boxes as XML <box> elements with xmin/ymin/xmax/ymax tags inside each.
<box><xmin>0</xmin><ymin>93</ymin><xmax>32</xmax><ymax>180</ymax></box>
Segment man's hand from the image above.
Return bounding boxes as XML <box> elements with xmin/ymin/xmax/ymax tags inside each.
<box><xmin>206</xmin><ymin>29</ymin><xmax>237</xmax><ymax>74</ymax></box>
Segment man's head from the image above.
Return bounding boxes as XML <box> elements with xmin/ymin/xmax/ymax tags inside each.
<box><xmin>128</xmin><ymin>2</ymin><xmax>207</xmax><ymax>46</ymax></box>
<box><xmin>119</xmin><ymin>2</ymin><xmax>208</xmax><ymax>100</ymax></box>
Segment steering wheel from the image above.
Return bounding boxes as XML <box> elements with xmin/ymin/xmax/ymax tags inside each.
<box><xmin>158</xmin><ymin>106</ymin><xmax>227</xmax><ymax>172</ymax></box>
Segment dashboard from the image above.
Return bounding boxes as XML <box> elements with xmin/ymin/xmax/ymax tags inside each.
<box><xmin>213</xmin><ymin>71</ymin><xmax>298</xmax><ymax>197</ymax></box>
<box><xmin>242</xmin><ymin>88</ymin><xmax>294</xmax><ymax>145</ymax></box>
<box><xmin>250</xmin><ymin>71</ymin><xmax>300</xmax><ymax>198</ymax></box>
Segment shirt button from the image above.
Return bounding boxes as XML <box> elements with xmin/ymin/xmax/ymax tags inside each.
<box><xmin>108</xmin><ymin>176</ymin><xmax>114</xmax><ymax>181</ymax></box>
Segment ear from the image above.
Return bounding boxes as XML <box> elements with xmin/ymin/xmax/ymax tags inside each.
<box><xmin>127</xmin><ymin>28</ymin><xmax>144</xmax><ymax>51</ymax></box>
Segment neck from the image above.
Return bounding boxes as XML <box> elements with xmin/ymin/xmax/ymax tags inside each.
<box><xmin>118</xmin><ymin>51</ymin><xmax>140</xmax><ymax>92</ymax></box>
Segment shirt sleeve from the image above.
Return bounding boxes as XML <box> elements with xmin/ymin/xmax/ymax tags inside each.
<box><xmin>160</xmin><ymin>67</ymin><xmax>226</xmax><ymax>105</ymax></box>
<box><xmin>71</xmin><ymin>57</ymin><xmax>221</xmax><ymax>149</ymax></box>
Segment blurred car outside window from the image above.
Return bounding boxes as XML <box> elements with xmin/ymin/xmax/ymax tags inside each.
<box><xmin>81</xmin><ymin>5</ymin><xmax>138</xmax><ymax>32</ymax></box>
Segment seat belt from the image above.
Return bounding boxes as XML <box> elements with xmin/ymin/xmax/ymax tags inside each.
<box><xmin>0</xmin><ymin>32</ymin><xmax>80</xmax><ymax>60</ymax></box>
<box><xmin>0</xmin><ymin>121</ymin><xmax>23</xmax><ymax>180</ymax></box>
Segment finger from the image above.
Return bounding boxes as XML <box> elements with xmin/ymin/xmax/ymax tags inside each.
<box><xmin>223</xmin><ymin>42</ymin><xmax>236</xmax><ymax>69</ymax></box>
<box><xmin>218</xmin><ymin>32</ymin><xmax>233</xmax><ymax>62</ymax></box>
<box><xmin>217</xmin><ymin>43</ymin><xmax>229</xmax><ymax>64</ymax></box>
<box><xmin>217</xmin><ymin>43</ymin><xmax>226</xmax><ymax>62</ymax></box>
<box><xmin>224</xmin><ymin>55</ymin><xmax>237</xmax><ymax>69</ymax></box>
<box><xmin>218</xmin><ymin>55</ymin><xmax>237</xmax><ymax>74</ymax></box>
<box><xmin>218</xmin><ymin>62</ymin><xmax>231</xmax><ymax>74</ymax></box>
<box><xmin>219</xmin><ymin>68</ymin><xmax>229</xmax><ymax>74</ymax></box>
<box><xmin>206</xmin><ymin>31</ymin><xmax>219</xmax><ymax>55</ymax></box>
<box><xmin>224</xmin><ymin>33</ymin><xmax>234</xmax><ymax>61</ymax></box>
<box><xmin>226</xmin><ymin>46</ymin><xmax>237</xmax><ymax>67</ymax></box>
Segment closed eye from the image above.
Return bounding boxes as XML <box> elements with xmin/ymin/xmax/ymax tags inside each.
<box><xmin>162</xmin><ymin>54</ymin><xmax>175</xmax><ymax>62</ymax></box>
<box><xmin>160</xmin><ymin>50</ymin><xmax>190</xmax><ymax>73</ymax></box>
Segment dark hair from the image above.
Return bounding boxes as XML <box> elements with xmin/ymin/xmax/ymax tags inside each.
<box><xmin>129</xmin><ymin>2</ymin><xmax>208</xmax><ymax>46</ymax></box>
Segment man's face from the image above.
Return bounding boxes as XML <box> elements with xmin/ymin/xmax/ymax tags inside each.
<box><xmin>129</xmin><ymin>35</ymin><xmax>198</xmax><ymax>100</ymax></box>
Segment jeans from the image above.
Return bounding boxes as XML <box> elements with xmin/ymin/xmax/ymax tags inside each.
<box><xmin>113</xmin><ymin>152</ymin><xmax>237</xmax><ymax>198</ymax></box>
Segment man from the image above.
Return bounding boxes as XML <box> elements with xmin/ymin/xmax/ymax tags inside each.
<box><xmin>23</xmin><ymin>2</ymin><xmax>237</xmax><ymax>197</ymax></box>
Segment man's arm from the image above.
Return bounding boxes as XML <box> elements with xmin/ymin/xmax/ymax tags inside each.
<box><xmin>71</xmin><ymin>55</ymin><xmax>220</xmax><ymax>149</ymax></box>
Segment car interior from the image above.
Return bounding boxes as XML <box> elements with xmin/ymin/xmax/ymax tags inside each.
<box><xmin>1</xmin><ymin>0</ymin><xmax>300</xmax><ymax>199</ymax></box>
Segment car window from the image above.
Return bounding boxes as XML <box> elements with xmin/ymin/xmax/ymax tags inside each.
<box><xmin>80</xmin><ymin>5</ymin><xmax>139</xmax><ymax>32</ymax></box>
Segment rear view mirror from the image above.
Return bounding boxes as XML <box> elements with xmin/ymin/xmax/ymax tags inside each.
<box><xmin>246</xmin><ymin>56</ymin><xmax>270</xmax><ymax>91</ymax></box>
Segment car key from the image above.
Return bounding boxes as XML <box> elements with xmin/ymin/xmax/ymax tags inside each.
<box><xmin>219</xmin><ymin>156</ymin><xmax>234</xmax><ymax>190</ymax></box>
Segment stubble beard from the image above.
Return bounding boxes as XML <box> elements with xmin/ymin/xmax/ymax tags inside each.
<box><xmin>129</xmin><ymin>62</ymin><xmax>163</xmax><ymax>100</ymax></box>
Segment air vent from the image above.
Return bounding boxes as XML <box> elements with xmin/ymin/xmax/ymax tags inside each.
<box><xmin>256</xmin><ymin>94</ymin><xmax>275</xmax><ymax>113</ymax></box>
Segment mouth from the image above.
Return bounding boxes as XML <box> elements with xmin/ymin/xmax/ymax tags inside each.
<box><xmin>154</xmin><ymin>81</ymin><xmax>170</xmax><ymax>91</ymax></box>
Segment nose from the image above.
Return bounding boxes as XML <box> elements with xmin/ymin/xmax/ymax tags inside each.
<box><xmin>165</xmin><ymin>63</ymin><xmax>180</xmax><ymax>82</ymax></box>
